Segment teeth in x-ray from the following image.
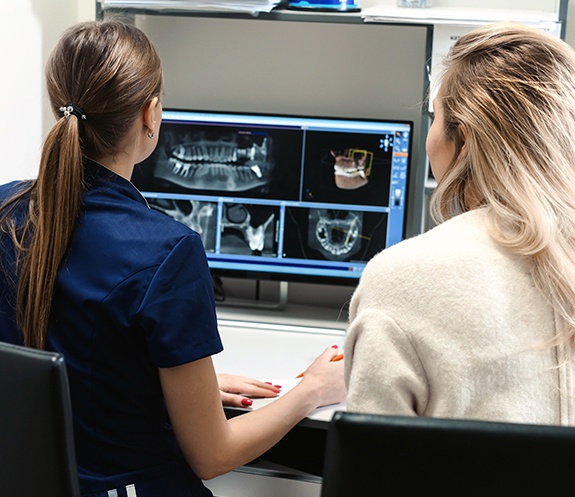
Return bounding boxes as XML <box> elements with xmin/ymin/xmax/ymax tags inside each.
<box><xmin>222</xmin><ymin>204</ymin><xmax>275</xmax><ymax>252</ymax></box>
<box><xmin>310</xmin><ymin>209</ymin><xmax>362</xmax><ymax>260</ymax></box>
<box><xmin>154</xmin><ymin>135</ymin><xmax>272</xmax><ymax>192</ymax></box>
<box><xmin>173</xmin><ymin>141</ymin><xmax>239</xmax><ymax>163</ymax></box>
<box><xmin>250</xmin><ymin>165</ymin><xmax>263</xmax><ymax>178</ymax></box>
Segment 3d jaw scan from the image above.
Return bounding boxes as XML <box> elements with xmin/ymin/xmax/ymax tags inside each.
<box><xmin>331</xmin><ymin>149</ymin><xmax>374</xmax><ymax>190</ymax></box>
<box><xmin>308</xmin><ymin>209</ymin><xmax>362</xmax><ymax>260</ymax></box>
<box><xmin>154</xmin><ymin>130</ymin><xmax>273</xmax><ymax>192</ymax></box>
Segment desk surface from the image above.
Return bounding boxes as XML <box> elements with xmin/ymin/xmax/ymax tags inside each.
<box><xmin>213</xmin><ymin>305</ymin><xmax>348</xmax><ymax>425</ymax></box>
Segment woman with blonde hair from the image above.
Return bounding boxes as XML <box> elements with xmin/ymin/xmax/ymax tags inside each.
<box><xmin>345</xmin><ymin>22</ymin><xmax>575</xmax><ymax>424</ymax></box>
<box><xmin>0</xmin><ymin>20</ymin><xmax>345</xmax><ymax>497</ymax></box>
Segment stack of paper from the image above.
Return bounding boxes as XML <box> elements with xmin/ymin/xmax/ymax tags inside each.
<box><xmin>362</xmin><ymin>5</ymin><xmax>560</xmax><ymax>27</ymax></box>
<box><xmin>100</xmin><ymin>0</ymin><xmax>284</xmax><ymax>15</ymax></box>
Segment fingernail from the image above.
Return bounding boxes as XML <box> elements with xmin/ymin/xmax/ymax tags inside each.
<box><xmin>274</xmin><ymin>385</ymin><xmax>282</xmax><ymax>389</ymax></box>
<box><xmin>273</xmin><ymin>389</ymin><xmax>281</xmax><ymax>394</ymax></box>
<box><xmin>265</xmin><ymin>382</ymin><xmax>272</xmax><ymax>385</ymax></box>
<box><xmin>241</xmin><ymin>398</ymin><xmax>253</xmax><ymax>407</ymax></box>
<box><xmin>332</xmin><ymin>345</ymin><xmax>339</xmax><ymax>349</ymax></box>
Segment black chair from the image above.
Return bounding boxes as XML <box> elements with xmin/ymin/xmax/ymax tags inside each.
<box><xmin>0</xmin><ymin>341</ymin><xmax>80</xmax><ymax>497</ymax></box>
<box><xmin>321</xmin><ymin>410</ymin><xmax>575</xmax><ymax>496</ymax></box>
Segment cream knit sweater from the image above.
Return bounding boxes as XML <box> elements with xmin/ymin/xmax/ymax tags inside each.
<box><xmin>344</xmin><ymin>208</ymin><xmax>575</xmax><ymax>425</ymax></box>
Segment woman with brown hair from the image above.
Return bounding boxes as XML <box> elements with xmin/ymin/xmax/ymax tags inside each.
<box><xmin>0</xmin><ymin>20</ymin><xmax>345</xmax><ymax>497</ymax></box>
<box><xmin>345</xmin><ymin>22</ymin><xmax>575</xmax><ymax>425</ymax></box>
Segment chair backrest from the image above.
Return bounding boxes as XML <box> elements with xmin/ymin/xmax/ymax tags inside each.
<box><xmin>0</xmin><ymin>341</ymin><xmax>80</xmax><ymax>497</ymax></box>
<box><xmin>321</xmin><ymin>410</ymin><xmax>575</xmax><ymax>497</ymax></box>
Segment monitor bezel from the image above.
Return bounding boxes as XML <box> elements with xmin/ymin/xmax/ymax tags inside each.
<box><xmin>136</xmin><ymin>108</ymin><xmax>414</xmax><ymax>288</ymax></box>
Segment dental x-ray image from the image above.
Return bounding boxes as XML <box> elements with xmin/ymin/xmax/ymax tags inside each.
<box><xmin>302</xmin><ymin>130</ymin><xmax>393</xmax><ymax>206</ymax></box>
<box><xmin>158</xmin><ymin>128</ymin><xmax>271</xmax><ymax>192</ymax></box>
<box><xmin>130</xmin><ymin>109</ymin><xmax>413</xmax><ymax>285</ymax></box>
<box><xmin>132</xmin><ymin>122</ymin><xmax>304</xmax><ymax>202</ymax></box>
<box><xmin>147</xmin><ymin>197</ymin><xmax>218</xmax><ymax>252</ymax></box>
<box><xmin>283</xmin><ymin>206</ymin><xmax>388</xmax><ymax>263</ymax></box>
<box><xmin>309</xmin><ymin>209</ymin><xmax>362</xmax><ymax>261</ymax></box>
<box><xmin>220</xmin><ymin>203</ymin><xmax>279</xmax><ymax>256</ymax></box>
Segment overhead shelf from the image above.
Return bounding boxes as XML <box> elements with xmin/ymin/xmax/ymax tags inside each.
<box><xmin>96</xmin><ymin>1</ymin><xmax>367</xmax><ymax>23</ymax></box>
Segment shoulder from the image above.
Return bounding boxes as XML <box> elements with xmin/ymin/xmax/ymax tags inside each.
<box><xmin>0</xmin><ymin>181</ymin><xmax>33</xmax><ymax>231</ymax></box>
<box><xmin>0</xmin><ymin>180</ymin><xmax>32</xmax><ymax>205</ymax></box>
<box><xmin>404</xmin><ymin>208</ymin><xmax>490</xmax><ymax>251</ymax></box>
<box><xmin>70</xmin><ymin>184</ymin><xmax>207</xmax><ymax>286</ymax></box>
<box><xmin>350</xmin><ymin>208</ymin><xmax>520</xmax><ymax>317</ymax></box>
<box><xmin>81</xmin><ymin>178</ymin><xmax>198</xmax><ymax>251</ymax></box>
<box><xmin>362</xmin><ymin>209</ymin><xmax>492</xmax><ymax>280</ymax></box>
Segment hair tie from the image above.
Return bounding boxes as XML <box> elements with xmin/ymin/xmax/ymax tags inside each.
<box><xmin>59</xmin><ymin>104</ymin><xmax>87</xmax><ymax>120</ymax></box>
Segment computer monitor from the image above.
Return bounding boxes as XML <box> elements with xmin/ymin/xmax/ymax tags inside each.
<box><xmin>131</xmin><ymin>109</ymin><xmax>413</xmax><ymax>286</ymax></box>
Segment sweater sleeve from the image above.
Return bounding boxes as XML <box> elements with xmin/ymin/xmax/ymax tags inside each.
<box><xmin>344</xmin><ymin>307</ymin><xmax>429</xmax><ymax>416</ymax></box>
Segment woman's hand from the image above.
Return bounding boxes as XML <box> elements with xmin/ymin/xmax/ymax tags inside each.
<box><xmin>217</xmin><ymin>374</ymin><xmax>281</xmax><ymax>407</ymax></box>
<box><xmin>296</xmin><ymin>346</ymin><xmax>347</xmax><ymax>409</ymax></box>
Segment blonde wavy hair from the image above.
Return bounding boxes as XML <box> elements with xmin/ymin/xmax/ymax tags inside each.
<box><xmin>430</xmin><ymin>22</ymin><xmax>575</xmax><ymax>346</ymax></box>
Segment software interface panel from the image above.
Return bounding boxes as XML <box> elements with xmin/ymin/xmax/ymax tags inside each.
<box><xmin>132</xmin><ymin>110</ymin><xmax>412</xmax><ymax>283</ymax></box>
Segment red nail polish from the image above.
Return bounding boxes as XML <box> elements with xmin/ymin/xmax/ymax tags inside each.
<box><xmin>265</xmin><ymin>382</ymin><xmax>272</xmax><ymax>385</ymax></box>
<box><xmin>274</xmin><ymin>385</ymin><xmax>282</xmax><ymax>389</ymax></box>
<box><xmin>241</xmin><ymin>398</ymin><xmax>253</xmax><ymax>407</ymax></box>
<box><xmin>332</xmin><ymin>345</ymin><xmax>339</xmax><ymax>349</ymax></box>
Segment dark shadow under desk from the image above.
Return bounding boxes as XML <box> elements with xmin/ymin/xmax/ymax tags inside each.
<box><xmin>225</xmin><ymin>406</ymin><xmax>341</xmax><ymax>479</ymax></box>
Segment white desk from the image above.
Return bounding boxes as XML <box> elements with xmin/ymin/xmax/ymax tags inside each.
<box><xmin>206</xmin><ymin>304</ymin><xmax>348</xmax><ymax>497</ymax></box>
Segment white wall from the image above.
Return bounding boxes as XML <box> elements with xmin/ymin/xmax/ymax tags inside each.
<box><xmin>0</xmin><ymin>0</ymin><xmax>94</xmax><ymax>185</ymax></box>
<box><xmin>1</xmin><ymin>0</ymin><xmax>574</xmax><ymax>185</ymax></box>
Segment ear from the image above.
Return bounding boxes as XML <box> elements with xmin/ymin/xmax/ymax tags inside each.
<box><xmin>142</xmin><ymin>96</ymin><xmax>160</xmax><ymax>136</ymax></box>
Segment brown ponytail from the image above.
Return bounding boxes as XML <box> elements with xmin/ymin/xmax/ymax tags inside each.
<box><xmin>16</xmin><ymin>115</ymin><xmax>84</xmax><ymax>349</ymax></box>
<box><xmin>1</xmin><ymin>19</ymin><xmax>163</xmax><ymax>348</ymax></box>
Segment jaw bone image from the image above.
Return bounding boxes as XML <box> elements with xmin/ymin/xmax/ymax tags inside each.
<box><xmin>154</xmin><ymin>130</ymin><xmax>273</xmax><ymax>192</ymax></box>
<box><xmin>149</xmin><ymin>198</ymin><xmax>217</xmax><ymax>251</ymax></box>
<box><xmin>221</xmin><ymin>203</ymin><xmax>276</xmax><ymax>254</ymax></box>
<box><xmin>331</xmin><ymin>149</ymin><xmax>374</xmax><ymax>190</ymax></box>
<box><xmin>308</xmin><ymin>209</ymin><xmax>362</xmax><ymax>260</ymax></box>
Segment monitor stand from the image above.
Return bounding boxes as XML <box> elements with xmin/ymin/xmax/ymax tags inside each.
<box><xmin>215</xmin><ymin>279</ymin><xmax>289</xmax><ymax>311</ymax></box>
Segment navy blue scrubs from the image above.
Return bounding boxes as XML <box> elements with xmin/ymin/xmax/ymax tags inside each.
<box><xmin>0</xmin><ymin>161</ymin><xmax>223</xmax><ymax>497</ymax></box>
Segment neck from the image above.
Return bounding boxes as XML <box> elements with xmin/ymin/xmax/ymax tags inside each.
<box><xmin>94</xmin><ymin>154</ymin><xmax>135</xmax><ymax>181</ymax></box>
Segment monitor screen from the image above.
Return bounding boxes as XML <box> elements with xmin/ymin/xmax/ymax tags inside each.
<box><xmin>131</xmin><ymin>109</ymin><xmax>413</xmax><ymax>286</ymax></box>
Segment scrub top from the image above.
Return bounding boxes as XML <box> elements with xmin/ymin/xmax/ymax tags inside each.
<box><xmin>0</xmin><ymin>160</ymin><xmax>223</xmax><ymax>497</ymax></box>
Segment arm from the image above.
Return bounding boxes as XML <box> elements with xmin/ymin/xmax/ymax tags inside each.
<box><xmin>159</xmin><ymin>346</ymin><xmax>346</xmax><ymax>480</ymax></box>
<box><xmin>344</xmin><ymin>308</ymin><xmax>428</xmax><ymax>416</ymax></box>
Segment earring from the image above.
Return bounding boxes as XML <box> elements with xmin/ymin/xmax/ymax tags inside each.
<box><xmin>148</xmin><ymin>131</ymin><xmax>154</xmax><ymax>139</ymax></box>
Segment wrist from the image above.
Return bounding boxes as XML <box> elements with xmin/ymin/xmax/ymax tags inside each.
<box><xmin>291</xmin><ymin>376</ymin><xmax>325</xmax><ymax>413</ymax></box>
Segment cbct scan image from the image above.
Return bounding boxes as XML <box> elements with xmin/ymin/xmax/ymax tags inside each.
<box><xmin>308</xmin><ymin>209</ymin><xmax>363</xmax><ymax>261</ymax></box>
<box><xmin>147</xmin><ymin>198</ymin><xmax>217</xmax><ymax>252</ymax></box>
<box><xmin>283</xmin><ymin>207</ymin><xmax>388</xmax><ymax>263</ymax></box>
<box><xmin>220</xmin><ymin>203</ymin><xmax>279</xmax><ymax>256</ymax></box>
<box><xmin>132</xmin><ymin>122</ymin><xmax>304</xmax><ymax>201</ymax></box>
<box><xmin>301</xmin><ymin>130</ymin><xmax>394</xmax><ymax>207</ymax></box>
<box><xmin>156</xmin><ymin>128</ymin><xmax>272</xmax><ymax>193</ymax></box>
